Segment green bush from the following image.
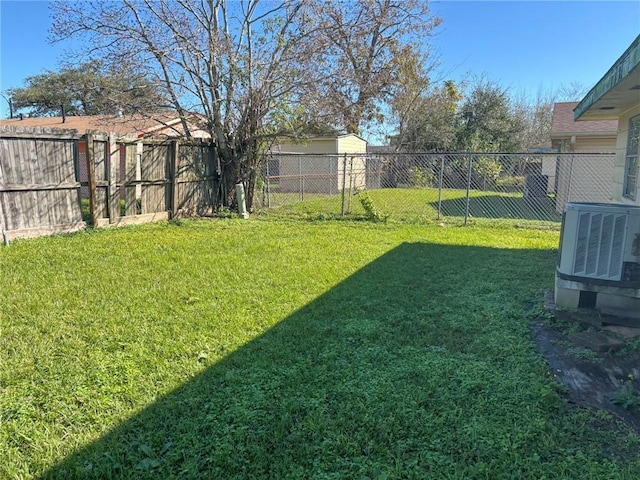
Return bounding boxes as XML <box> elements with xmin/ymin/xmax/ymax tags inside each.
<box><xmin>409</xmin><ymin>166</ymin><xmax>434</xmax><ymax>188</ymax></box>
<box><xmin>496</xmin><ymin>175</ymin><xmax>525</xmax><ymax>191</ymax></box>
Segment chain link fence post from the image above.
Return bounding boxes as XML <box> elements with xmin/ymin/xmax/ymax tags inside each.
<box><xmin>266</xmin><ymin>155</ymin><xmax>271</xmax><ymax>208</ymax></box>
<box><xmin>568</xmin><ymin>154</ymin><xmax>575</xmax><ymax>204</ymax></box>
<box><xmin>465</xmin><ymin>154</ymin><xmax>473</xmax><ymax>225</ymax></box>
<box><xmin>341</xmin><ymin>153</ymin><xmax>347</xmax><ymax>216</ymax></box>
<box><xmin>437</xmin><ymin>156</ymin><xmax>444</xmax><ymax>220</ymax></box>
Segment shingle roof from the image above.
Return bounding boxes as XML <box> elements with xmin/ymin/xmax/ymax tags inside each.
<box><xmin>0</xmin><ymin>114</ymin><xmax>210</xmax><ymax>138</ymax></box>
<box><xmin>551</xmin><ymin>102</ymin><xmax>618</xmax><ymax>136</ymax></box>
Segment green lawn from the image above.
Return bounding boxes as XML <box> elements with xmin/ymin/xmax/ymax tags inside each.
<box><xmin>1</xmin><ymin>219</ymin><xmax>639</xmax><ymax>479</ymax></box>
<box><xmin>259</xmin><ymin>187</ymin><xmax>562</xmax><ymax>227</ymax></box>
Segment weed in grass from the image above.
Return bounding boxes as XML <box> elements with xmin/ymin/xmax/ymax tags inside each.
<box><xmin>566</xmin><ymin>346</ymin><xmax>603</xmax><ymax>363</ymax></box>
<box><xmin>215</xmin><ymin>206</ymin><xmax>236</xmax><ymax>218</ymax></box>
<box><xmin>612</xmin><ymin>383</ymin><xmax>640</xmax><ymax>411</ymax></box>
<box><xmin>355</xmin><ymin>189</ymin><xmax>389</xmax><ymax>223</ymax></box>
<box><xmin>618</xmin><ymin>337</ymin><xmax>640</xmax><ymax>354</ymax></box>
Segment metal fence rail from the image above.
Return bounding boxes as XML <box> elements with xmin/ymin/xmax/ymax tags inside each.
<box><xmin>257</xmin><ymin>152</ymin><xmax>616</xmax><ymax>225</ymax></box>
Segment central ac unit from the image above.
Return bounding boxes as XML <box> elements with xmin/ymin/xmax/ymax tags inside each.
<box><xmin>557</xmin><ymin>203</ymin><xmax>640</xmax><ymax>287</ymax></box>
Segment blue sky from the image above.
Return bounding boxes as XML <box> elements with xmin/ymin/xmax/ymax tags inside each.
<box><xmin>1</xmin><ymin>0</ymin><xmax>639</xmax><ymax>120</ymax></box>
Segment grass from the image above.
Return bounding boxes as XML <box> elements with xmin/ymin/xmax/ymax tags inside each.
<box><xmin>1</xmin><ymin>218</ymin><xmax>639</xmax><ymax>479</ymax></box>
<box><xmin>259</xmin><ymin>187</ymin><xmax>562</xmax><ymax>227</ymax></box>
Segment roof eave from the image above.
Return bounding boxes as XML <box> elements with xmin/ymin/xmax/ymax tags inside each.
<box><xmin>550</xmin><ymin>131</ymin><xmax>617</xmax><ymax>138</ymax></box>
<box><xmin>574</xmin><ymin>34</ymin><xmax>640</xmax><ymax>121</ymax></box>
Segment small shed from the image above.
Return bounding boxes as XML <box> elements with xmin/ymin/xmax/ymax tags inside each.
<box><xmin>273</xmin><ymin>134</ymin><xmax>367</xmax><ymax>194</ymax></box>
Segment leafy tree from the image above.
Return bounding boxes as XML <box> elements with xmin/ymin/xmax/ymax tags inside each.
<box><xmin>391</xmin><ymin>80</ymin><xmax>463</xmax><ymax>151</ymax></box>
<box><xmin>455</xmin><ymin>79</ymin><xmax>526</xmax><ymax>153</ymax></box>
<box><xmin>7</xmin><ymin>60</ymin><xmax>166</xmax><ymax>117</ymax></box>
<box><xmin>473</xmin><ymin>156</ymin><xmax>502</xmax><ymax>190</ymax></box>
<box><xmin>512</xmin><ymin>82</ymin><xmax>589</xmax><ymax>151</ymax></box>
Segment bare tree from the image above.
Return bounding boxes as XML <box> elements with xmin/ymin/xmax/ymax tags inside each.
<box><xmin>51</xmin><ymin>0</ymin><xmax>313</xmax><ymax>208</ymax></box>
<box><xmin>301</xmin><ymin>0</ymin><xmax>441</xmax><ymax>135</ymax></box>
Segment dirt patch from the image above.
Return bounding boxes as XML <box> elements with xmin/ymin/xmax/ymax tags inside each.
<box><xmin>532</xmin><ymin>294</ymin><xmax>640</xmax><ymax>433</ymax></box>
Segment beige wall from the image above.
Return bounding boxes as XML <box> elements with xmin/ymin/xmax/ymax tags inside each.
<box><xmin>278</xmin><ymin>134</ymin><xmax>367</xmax><ymax>155</ymax></box>
<box><xmin>336</xmin><ymin>135</ymin><xmax>367</xmax><ymax>154</ymax></box>
<box><xmin>541</xmin><ymin>157</ymin><xmax>557</xmax><ymax>194</ymax></box>
<box><xmin>278</xmin><ymin>138</ymin><xmax>337</xmax><ymax>154</ymax></box>
<box><xmin>277</xmin><ymin>135</ymin><xmax>367</xmax><ymax>193</ymax></box>
<box><xmin>555</xmin><ymin>154</ymin><xmax>616</xmax><ymax>212</ymax></box>
<box><xmin>552</xmin><ymin>135</ymin><xmax>616</xmax><ymax>213</ymax></box>
<box><xmin>612</xmin><ymin>105</ymin><xmax>640</xmax><ymax>205</ymax></box>
<box><xmin>552</xmin><ymin>136</ymin><xmax>616</xmax><ymax>153</ymax></box>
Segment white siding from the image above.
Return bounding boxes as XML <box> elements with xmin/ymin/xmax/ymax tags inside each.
<box><xmin>336</xmin><ymin>135</ymin><xmax>367</xmax><ymax>154</ymax></box>
<box><xmin>612</xmin><ymin>105</ymin><xmax>640</xmax><ymax>205</ymax></box>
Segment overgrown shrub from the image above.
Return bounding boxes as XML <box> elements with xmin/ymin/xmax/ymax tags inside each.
<box><xmin>356</xmin><ymin>189</ymin><xmax>388</xmax><ymax>222</ymax></box>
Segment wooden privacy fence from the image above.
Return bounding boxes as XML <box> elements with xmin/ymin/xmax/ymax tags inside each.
<box><xmin>0</xmin><ymin>125</ymin><xmax>219</xmax><ymax>242</ymax></box>
<box><xmin>0</xmin><ymin>126</ymin><xmax>84</xmax><ymax>241</ymax></box>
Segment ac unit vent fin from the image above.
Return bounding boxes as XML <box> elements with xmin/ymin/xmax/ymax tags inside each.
<box><xmin>572</xmin><ymin>211</ymin><xmax>627</xmax><ymax>280</ymax></box>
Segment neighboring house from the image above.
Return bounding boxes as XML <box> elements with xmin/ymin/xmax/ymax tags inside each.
<box><xmin>551</xmin><ymin>102</ymin><xmax>618</xmax><ymax>153</ymax></box>
<box><xmin>271</xmin><ymin>134</ymin><xmax>367</xmax><ymax>193</ymax></box>
<box><xmin>0</xmin><ymin>114</ymin><xmax>210</xmax><ymax>197</ymax></box>
<box><xmin>573</xmin><ymin>34</ymin><xmax>640</xmax><ymax>205</ymax></box>
<box><xmin>0</xmin><ymin>113</ymin><xmax>210</xmax><ymax>138</ymax></box>
<box><xmin>550</xmin><ymin>102</ymin><xmax>618</xmax><ymax>212</ymax></box>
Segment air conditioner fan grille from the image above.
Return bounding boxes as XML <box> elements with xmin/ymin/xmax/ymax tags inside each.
<box><xmin>572</xmin><ymin>211</ymin><xmax>627</xmax><ymax>280</ymax></box>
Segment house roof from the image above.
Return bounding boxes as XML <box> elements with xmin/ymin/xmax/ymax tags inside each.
<box><xmin>0</xmin><ymin>113</ymin><xmax>210</xmax><ymax>138</ymax></box>
<box><xmin>574</xmin><ymin>34</ymin><xmax>640</xmax><ymax>121</ymax></box>
<box><xmin>551</xmin><ymin>102</ymin><xmax>618</xmax><ymax>137</ymax></box>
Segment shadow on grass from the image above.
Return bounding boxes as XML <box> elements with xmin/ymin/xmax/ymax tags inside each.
<box><xmin>430</xmin><ymin>194</ymin><xmax>561</xmax><ymax>222</ymax></box>
<box><xmin>44</xmin><ymin>243</ymin><xmax>558</xmax><ymax>479</ymax></box>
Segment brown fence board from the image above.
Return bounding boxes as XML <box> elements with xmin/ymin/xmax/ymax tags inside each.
<box><xmin>124</xmin><ymin>142</ymin><xmax>139</xmax><ymax>216</ymax></box>
<box><xmin>175</xmin><ymin>142</ymin><xmax>216</xmax><ymax>216</ymax></box>
<box><xmin>0</xmin><ymin>126</ymin><xmax>84</xmax><ymax>239</ymax></box>
<box><xmin>93</xmin><ymin>139</ymin><xmax>109</xmax><ymax>220</ymax></box>
<box><xmin>141</xmin><ymin>143</ymin><xmax>170</xmax><ymax>214</ymax></box>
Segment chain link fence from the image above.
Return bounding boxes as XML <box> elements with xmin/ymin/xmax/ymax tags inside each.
<box><xmin>255</xmin><ymin>152</ymin><xmax>616</xmax><ymax>226</ymax></box>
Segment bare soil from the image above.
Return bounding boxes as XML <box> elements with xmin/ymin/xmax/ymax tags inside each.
<box><xmin>532</xmin><ymin>297</ymin><xmax>640</xmax><ymax>433</ymax></box>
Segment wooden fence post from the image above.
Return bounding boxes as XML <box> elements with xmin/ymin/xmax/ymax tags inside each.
<box><xmin>108</xmin><ymin>133</ymin><xmax>120</xmax><ymax>224</ymax></box>
<box><xmin>86</xmin><ymin>133</ymin><xmax>100</xmax><ymax>227</ymax></box>
<box><xmin>170</xmin><ymin>139</ymin><xmax>180</xmax><ymax>218</ymax></box>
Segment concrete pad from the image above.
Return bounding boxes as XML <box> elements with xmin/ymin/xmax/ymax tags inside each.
<box><xmin>601</xmin><ymin>325</ymin><xmax>640</xmax><ymax>339</ymax></box>
<box><xmin>554</xmin><ymin>284</ymin><xmax>581</xmax><ymax>310</ymax></box>
<box><xmin>601</xmin><ymin>314</ymin><xmax>640</xmax><ymax>328</ymax></box>
<box><xmin>568</xmin><ymin>332</ymin><xmax>625</xmax><ymax>353</ymax></box>
<box><xmin>597</xmin><ymin>294</ymin><xmax>640</xmax><ymax>320</ymax></box>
